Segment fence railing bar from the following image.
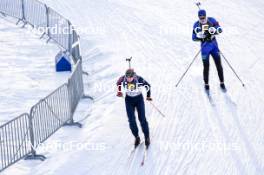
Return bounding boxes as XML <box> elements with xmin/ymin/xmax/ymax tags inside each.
<box><xmin>10</xmin><ymin>122</ymin><xmax>15</xmax><ymax>164</ymax></box>
<box><xmin>4</xmin><ymin>126</ymin><xmax>9</xmax><ymax>167</ymax></box>
<box><xmin>17</xmin><ymin>116</ymin><xmax>23</xmax><ymax>158</ymax></box>
<box><xmin>25</xmin><ymin>110</ymin><xmax>46</xmax><ymax>161</ymax></box>
<box><xmin>42</xmin><ymin>101</ymin><xmax>49</xmax><ymax>140</ymax></box>
<box><xmin>13</xmin><ymin>119</ymin><xmax>18</xmax><ymax>161</ymax></box>
<box><xmin>33</xmin><ymin>106</ymin><xmax>40</xmax><ymax>145</ymax></box>
<box><xmin>0</xmin><ymin>130</ymin><xmax>4</xmax><ymax>169</ymax></box>
<box><xmin>43</xmin><ymin>99</ymin><xmax>65</xmax><ymax>124</ymax></box>
<box><xmin>0</xmin><ymin>113</ymin><xmax>28</xmax><ymax>128</ymax></box>
<box><xmin>11</xmin><ymin>127</ymin><xmax>30</xmax><ymax>163</ymax></box>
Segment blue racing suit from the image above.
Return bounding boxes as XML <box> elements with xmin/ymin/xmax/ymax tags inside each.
<box><xmin>192</xmin><ymin>17</ymin><xmax>224</xmax><ymax>84</ymax></box>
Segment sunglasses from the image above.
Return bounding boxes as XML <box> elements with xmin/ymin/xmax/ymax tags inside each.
<box><xmin>126</xmin><ymin>75</ymin><xmax>134</xmax><ymax>79</ymax></box>
<box><xmin>199</xmin><ymin>16</ymin><xmax>206</xmax><ymax>20</ymax></box>
<box><xmin>125</xmin><ymin>72</ymin><xmax>135</xmax><ymax>78</ymax></box>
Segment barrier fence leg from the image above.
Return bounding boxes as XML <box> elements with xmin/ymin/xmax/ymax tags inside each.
<box><xmin>83</xmin><ymin>95</ymin><xmax>93</xmax><ymax>100</ymax></box>
<box><xmin>63</xmin><ymin>83</ymin><xmax>82</xmax><ymax>128</ymax></box>
<box><xmin>24</xmin><ymin>114</ymin><xmax>46</xmax><ymax>161</ymax></box>
<box><xmin>20</xmin><ymin>0</ymin><xmax>27</xmax><ymax>28</ymax></box>
<box><xmin>63</xmin><ymin>117</ymin><xmax>82</xmax><ymax>128</ymax></box>
<box><xmin>16</xmin><ymin>19</ymin><xmax>22</xmax><ymax>25</ymax></box>
<box><xmin>80</xmin><ymin>62</ymin><xmax>92</xmax><ymax>99</ymax></box>
<box><xmin>0</xmin><ymin>11</ymin><xmax>6</xmax><ymax>17</ymax></box>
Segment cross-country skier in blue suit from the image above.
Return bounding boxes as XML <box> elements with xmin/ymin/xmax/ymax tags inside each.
<box><xmin>116</xmin><ymin>68</ymin><xmax>152</xmax><ymax>148</ymax></box>
<box><xmin>192</xmin><ymin>9</ymin><xmax>226</xmax><ymax>90</ymax></box>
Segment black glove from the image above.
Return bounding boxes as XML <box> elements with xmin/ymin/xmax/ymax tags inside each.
<box><xmin>203</xmin><ymin>32</ymin><xmax>213</xmax><ymax>41</ymax></box>
<box><xmin>146</xmin><ymin>97</ymin><xmax>153</xmax><ymax>101</ymax></box>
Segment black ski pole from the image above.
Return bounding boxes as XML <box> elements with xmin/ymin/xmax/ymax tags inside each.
<box><xmin>126</xmin><ymin>57</ymin><xmax>132</xmax><ymax>68</ymax></box>
<box><xmin>219</xmin><ymin>51</ymin><xmax>245</xmax><ymax>87</ymax></box>
<box><xmin>175</xmin><ymin>49</ymin><xmax>201</xmax><ymax>87</ymax></box>
<box><xmin>148</xmin><ymin>101</ymin><xmax>166</xmax><ymax>117</ymax></box>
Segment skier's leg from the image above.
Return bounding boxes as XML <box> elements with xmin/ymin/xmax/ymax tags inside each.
<box><xmin>125</xmin><ymin>97</ymin><xmax>139</xmax><ymax>138</ymax></box>
<box><xmin>211</xmin><ymin>48</ymin><xmax>224</xmax><ymax>83</ymax></box>
<box><xmin>136</xmin><ymin>95</ymin><xmax>150</xmax><ymax>139</ymax></box>
<box><xmin>202</xmin><ymin>58</ymin><xmax>210</xmax><ymax>85</ymax></box>
<box><xmin>201</xmin><ymin>44</ymin><xmax>211</xmax><ymax>85</ymax></box>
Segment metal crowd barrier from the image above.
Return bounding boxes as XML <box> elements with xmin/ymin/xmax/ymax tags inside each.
<box><xmin>0</xmin><ymin>0</ymin><xmax>81</xmax><ymax>62</ymax></box>
<box><xmin>0</xmin><ymin>0</ymin><xmax>89</xmax><ymax>172</ymax></box>
<box><xmin>0</xmin><ymin>0</ymin><xmax>23</xmax><ymax>19</ymax></box>
<box><xmin>30</xmin><ymin>83</ymin><xmax>71</xmax><ymax>147</ymax></box>
<box><xmin>0</xmin><ymin>114</ymin><xmax>31</xmax><ymax>172</ymax></box>
<box><xmin>0</xmin><ymin>60</ymin><xmax>85</xmax><ymax>172</ymax></box>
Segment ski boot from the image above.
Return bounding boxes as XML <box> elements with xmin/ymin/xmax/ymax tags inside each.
<box><xmin>204</xmin><ymin>84</ymin><xmax>210</xmax><ymax>91</ymax></box>
<box><xmin>220</xmin><ymin>82</ymin><xmax>226</xmax><ymax>91</ymax></box>
<box><xmin>145</xmin><ymin>137</ymin><xmax>150</xmax><ymax>149</ymax></box>
<box><xmin>134</xmin><ymin>136</ymin><xmax>141</xmax><ymax>148</ymax></box>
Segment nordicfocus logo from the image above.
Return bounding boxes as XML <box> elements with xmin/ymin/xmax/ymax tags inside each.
<box><xmin>31</xmin><ymin>141</ymin><xmax>107</xmax><ymax>152</ymax></box>
<box><xmin>158</xmin><ymin>141</ymin><xmax>240</xmax><ymax>152</ymax></box>
<box><xmin>117</xmin><ymin>83</ymin><xmax>150</xmax><ymax>93</ymax></box>
<box><xmin>194</xmin><ymin>26</ymin><xmax>223</xmax><ymax>35</ymax></box>
<box><xmin>28</xmin><ymin>24</ymin><xmax>106</xmax><ymax>36</ymax></box>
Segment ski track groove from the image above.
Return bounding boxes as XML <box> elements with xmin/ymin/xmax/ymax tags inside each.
<box><xmin>221</xmin><ymin>92</ymin><xmax>263</xmax><ymax>174</ymax></box>
<box><xmin>204</xmin><ymin>91</ymin><xmax>248</xmax><ymax>175</ymax></box>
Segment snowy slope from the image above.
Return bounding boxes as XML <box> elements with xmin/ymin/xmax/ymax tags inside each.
<box><xmin>3</xmin><ymin>0</ymin><xmax>264</xmax><ymax>174</ymax></box>
<box><xmin>0</xmin><ymin>18</ymin><xmax>70</xmax><ymax>125</ymax></box>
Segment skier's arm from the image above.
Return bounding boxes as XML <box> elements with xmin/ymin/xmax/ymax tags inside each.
<box><xmin>192</xmin><ymin>30</ymin><xmax>199</xmax><ymax>41</ymax></box>
<box><xmin>192</xmin><ymin>22</ymin><xmax>202</xmax><ymax>41</ymax></box>
<box><xmin>116</xmin><ymin>76</ymin><xmax>125</xmax><ymax>97</ymax></box>
<box><xmin>138</xmin><ymin>76</ymin><xmax>151</xmax><ymax>98</ymax></box>
<box><xmin>208</xmin><ymin>17</ymin><xmax>223</xmax><ymax>35</ymax></box>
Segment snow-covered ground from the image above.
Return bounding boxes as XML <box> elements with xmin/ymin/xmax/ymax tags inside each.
<box><xmin>2</xmin><ymin>0</ymin><xmax>264</xmax><ymax>174</ymax></box>
<box><xmin>0</xmin><ymin>18</ymin><xmax>70</xmax><ymax>125</ymax></box>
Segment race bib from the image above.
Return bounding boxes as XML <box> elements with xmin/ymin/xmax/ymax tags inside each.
<box><xmin>202</xmin><ymin>24</ymin><xmax>209</xmax><ymax>32</ymax></box>
<box><xmin>126</xmin><ymin>83</ymin><xmax>142</xmax><ymax>97</ymax></box>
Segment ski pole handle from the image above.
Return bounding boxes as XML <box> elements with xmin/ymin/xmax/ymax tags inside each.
<box><xmin>195</xmin><ymin>1</ymin><xmax>201</xmax><ymax>9</ymax></box>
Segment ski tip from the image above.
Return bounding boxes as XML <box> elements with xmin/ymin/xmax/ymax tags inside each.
<box><xmin>134</xmin><ymin>142</ymin><xmax>144</xmax><ymax>149</ymax></box>
<box><xmin>141</xmin><ymin>162</ymin><xmax>144</xmax><ymax>166</ymax></box>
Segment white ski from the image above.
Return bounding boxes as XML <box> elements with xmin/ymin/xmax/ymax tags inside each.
<box><xmin>127</xmin><ymin>142</ymin><xmax>143</xmax><ymax>165</ymax></box>
<box><xmin>140</xmin><ymin>146</ymin><xmax>148</xmax><ymax>166</ymax></box>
